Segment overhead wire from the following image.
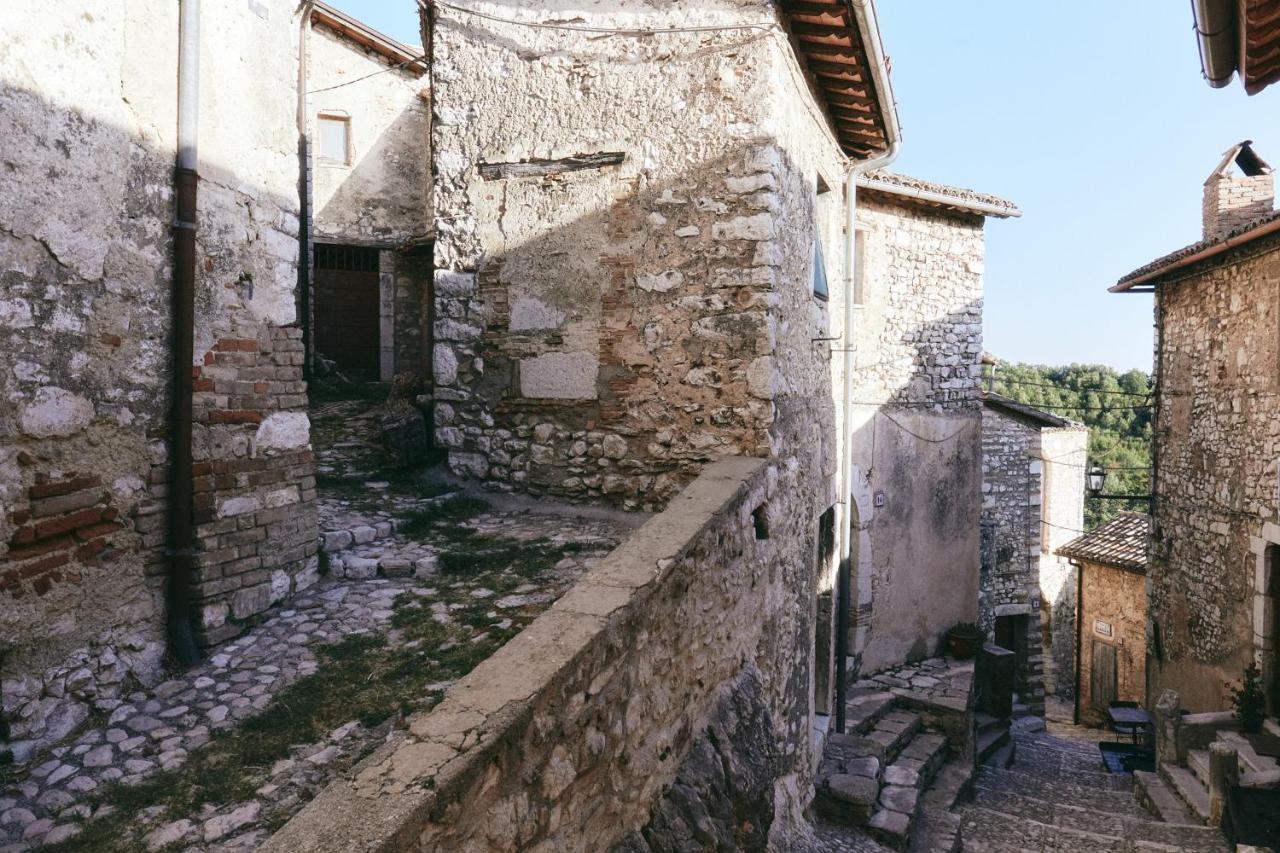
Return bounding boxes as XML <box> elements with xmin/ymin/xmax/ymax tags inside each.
<box><xmin>307</xmin><ymin>53</ymin><xmax>427</xmax><ymax>93</ymax></box>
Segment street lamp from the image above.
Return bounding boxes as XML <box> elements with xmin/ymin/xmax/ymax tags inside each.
<box><xmin>1087</xmin><ymin>465</ymin><xmax>1106</xmax><ymax>496</ymax></box>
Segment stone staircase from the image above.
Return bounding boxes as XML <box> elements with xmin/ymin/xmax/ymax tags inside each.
<box><xmin>960</xmin><ymin>729</ymin><xmax>1230</xmax><ymax>852</ymax></box>
<box><xmin>1142</xmin><ymin>724</ymin><xmax>1280</xmax><ymax>827</ymax></box>
<box><xmin>813</xmin><ymin>670</ymin><xmax>974</xmax><ymax>852</ymax></box>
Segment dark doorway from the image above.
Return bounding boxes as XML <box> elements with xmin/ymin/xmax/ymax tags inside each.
<box><xmin>994</xmin><ymin>613</ymin><xmax>1030</xmax><ymax>694</ymax></box>
<box><xmin>314</xmin><ymin>243</ymin><xmax>380</xmax><ymax>375</ymax></box>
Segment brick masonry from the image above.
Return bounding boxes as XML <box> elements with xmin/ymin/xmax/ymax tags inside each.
<box><xmin>0</xmin><ymin>0</ymin><xmax>315</xmax><ymax>763</ymax></box>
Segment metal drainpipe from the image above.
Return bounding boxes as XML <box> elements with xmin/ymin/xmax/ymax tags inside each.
<box><xmin>168</xmin><ymin>0</ymin><xmax>201</xmax><ymax>667</ymax></box>
<box><xmin>297</xmin><ymin>2</ymin><xmax>315</xmax><ymax>379</ymax></box>
<box><xmin>834</xmin><ymin>0</ymin><xmax>901</xmax><ymax>734</ymax></box>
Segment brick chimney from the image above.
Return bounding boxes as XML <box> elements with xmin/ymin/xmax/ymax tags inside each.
<box><xmin>1203</xmin><ymin>140</ymin><xmax>1275</xmax><ymax>239</ymax></box>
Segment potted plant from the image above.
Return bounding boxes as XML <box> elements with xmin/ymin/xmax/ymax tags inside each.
<box><xmin>946</xmin><ymin>621</ymin><xmax>985</xmax><ymax>659</ymax></box>
<box><xmin>1231</xmin><ymin>662</ymin><xmax>1267</xmax><ymax>734</ymax></box>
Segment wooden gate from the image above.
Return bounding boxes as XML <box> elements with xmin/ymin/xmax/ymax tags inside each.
<box><xmin>314</xmin><ymin>243</ymin><xmax>379</xmax><ymax>375</ymax></box>
<box><xmin>1091</xmin><ymin>640</ymin><xmax>1118</xmax><ymax>711</ymax></box>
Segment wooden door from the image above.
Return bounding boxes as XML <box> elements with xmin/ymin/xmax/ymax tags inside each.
<box><xmin>314</xmin><ymin>244</ymin><xmax>379</xmax><ymax>375</ymax></box>
<box><xmin>1091</xmin><ymin>640</ymin><xmax>1118</xmax><ymax>713</ymax></box>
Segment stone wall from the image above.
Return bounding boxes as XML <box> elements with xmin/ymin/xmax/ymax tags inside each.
<box><xmin>979</xmin><ymin>406</ymin><xmax>1044</xmax><ymax>705</ymax></box>
<box><xmin>1038</xmin><ymin>426</ymin><xmax>1088</xmax><ymax>696</ymax></box>
<box><xmin>264</xmin><ymin>457</ymin><xmax>824</xmax><ymax>852</ymax></box>
<box><xmin>309</xmin><ymin>23</ymin><xmax>430</xmax><ymax>246</ymax></box>
<box><xmin>1149</xmin><ymin>235</ymin><xmax>1280</xmax><ymax>712</ymax></box>
<box><xmin>0</xmin><ymin>0</ymin><xmax>314</xmax><ymax>761</ymax></box>
<box><xmin>847</xmin><ymin>193</ymin><xmax>986</xmax><ymax>673</ymax></box>
<box><xmin>1078</xmin><ymin>561</ymin><xmax>1147</xmax><ymax>726</ymax></box>
<box><xmin>428</xmin><ymin>0</ymin><xmax>845</xmax><ymax>514</ymax></box>
<box><xmin>979</xmin><ymin>406</ymin><xmax>1087</xmax><ymax>706</ymax></box>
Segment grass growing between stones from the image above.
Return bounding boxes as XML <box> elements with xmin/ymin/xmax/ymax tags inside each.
<box><xmin>40</xmin><ymin>529</ymin><xmax>589</xmax><ymax>853</ymax></box>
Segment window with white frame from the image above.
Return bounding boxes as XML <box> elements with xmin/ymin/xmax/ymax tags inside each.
<box><xmin>317</xmin><ymin>114</ymin><xmax>351</xmax><ymax>165</ymax></box>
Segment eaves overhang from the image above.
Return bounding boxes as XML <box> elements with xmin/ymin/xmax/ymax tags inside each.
<box><xmin>779</xmin><ymin>1</ymin><xmax>900</xmax><ymax>160</ymax></box>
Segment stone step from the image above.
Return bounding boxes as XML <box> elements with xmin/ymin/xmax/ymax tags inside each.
<box><xmin>867</xmin><ymin>711</ymin><xmax>923</xmax><ymax>766</ymax></box>
<box><xmin>1218</xmin><ymin>729</ymin><xmax>1280</xmax><ymax>775</ymax></box>
<box><xmin>975</xmin><ymin>769</ymin><xmax>1150</xmax><ymax>818</ymax></box>
<box><xmin>969</xmin><ymin>786</ymin><xmax>1229</xmax><ymax>852</ymax></box>
<box><xmin>985</xmin><ymin>739</ymin><xmax>1015</xmax><ymax>769</ymax></box>
<box><xmin>1161</xmin><ymin>762</ymin><xmax>1210</xmax><ymax>825</ymax></box>
<box><xmin>845</xmin><ymin>689</ymin><xmax>897</xmax><ymax>735</ymax></box>
<box><xmin>973</xmin><ymin>712</ymin><xmax>1004</xmax><ymax>736</ymax></box>
<box><xmin>976</xmin><ymin>727</ymin><xmax>1009</xmax><ymax>766</ymax></box>
<box><xmin>959</xmin><ymin>805</ymin><xmax>1129</xmax><ymax>851</ymax></box>
<box><xmin>908</xmin><ymin>760</ymin><xmax>971</xmax><ymax>853</ymax></box>
<box><xmin>1134</xmin><ymin>769</ymin><xmax>1199</xmax><ymax>825</ymax></box>
<box><xmin>1188</xmin><ymin>748</ymin><xmax>1211</xmax><ymax>789</ymax></box>
<box><xmin>866</xmin><ymin>731</ymin><xmax>950</xmax><ymax>850</ymax></box>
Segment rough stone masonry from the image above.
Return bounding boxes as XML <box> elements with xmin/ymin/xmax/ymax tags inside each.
<box><xmin>0</xmin><ymin>0</ymin><xmax>316</xmax><ymax>763</ymax></box>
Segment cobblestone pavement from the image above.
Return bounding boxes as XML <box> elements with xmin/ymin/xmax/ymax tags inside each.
<box><xmin>0</xmin><ymin>387</ymin><xmax>632</xmax><ymax>852</ymax></box>
<box><xmin>958</xmin><ymin>729</ymin><xmax>1230</xmax><ymax>852</ymax></box>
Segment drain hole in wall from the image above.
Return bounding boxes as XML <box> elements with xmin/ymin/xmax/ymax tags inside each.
<box><xmin>752</xmin><ymin>504</ymin><xmax>770</xmax><ymax>540</ymax></box>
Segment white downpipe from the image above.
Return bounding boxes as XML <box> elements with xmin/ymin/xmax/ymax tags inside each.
<box><xmin>839</xmin><ymin>0</ymin><xmax>900</xmax><ymax>629</ymax></box>
<box><xmin>177</xmin><ymin>0</ymin><xmax>200</xmax><ymax>170</ymax></box>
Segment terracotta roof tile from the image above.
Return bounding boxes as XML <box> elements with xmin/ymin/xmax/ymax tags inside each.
<box><xmin>1056</xmin><ymin>512</ymin><xmax>1149</xmax><ymax>573</ymax></box>
<box><xmin>1114</xmin><ymin>208</ymin><xmax>1280</xmax><ymax>289</ymax></box>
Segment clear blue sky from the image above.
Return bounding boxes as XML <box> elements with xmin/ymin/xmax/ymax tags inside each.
<box><xmin>341</xmin><ymin>1</ymin><xmax>1280</xmax><ymax>372</ymax></box>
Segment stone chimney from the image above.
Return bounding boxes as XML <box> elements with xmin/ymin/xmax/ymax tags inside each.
<box><xmin>1203</xmin><ymin>140</ymin><xmax>1275</xmax><ymax>239</ymax></box>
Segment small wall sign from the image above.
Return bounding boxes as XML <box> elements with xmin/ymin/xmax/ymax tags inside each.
<box><xmin>1094</xmin><ymin>619</ymin><xmax>1113</xmax><ymax>638</ymax></box>
<box><xmin>874</xmin><ymin>491</ymin><xmax>886</xmax><ymax>508</ymax></box>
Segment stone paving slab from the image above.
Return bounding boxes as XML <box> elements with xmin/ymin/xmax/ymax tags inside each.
<box><xmin>0</xmin><ymin>502</ymin><xmax>624</xmax><ymax>852</ymax></box>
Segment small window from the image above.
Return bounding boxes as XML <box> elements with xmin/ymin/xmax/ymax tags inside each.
<box><xmin>317</xmin><ymin>114</ymin><xmax>350</xmax><ymax>165</ymax></box>
<box><xmin>812</xmin><ymin>240</ymin><xmax>829</xmax><ymax>301</ymax></box>
<box><xmin>852</xmin><ymin>230</ymin><xmax>867</xmax><ymax>306</ymax></box>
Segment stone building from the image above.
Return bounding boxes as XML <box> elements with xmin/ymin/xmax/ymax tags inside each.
<box><xmin>421</xmin><ymin>0</ymin><xmax>898</xmax><ymax>846</ymax></box>
<box><xmin>1056</xmin><ymin>512</ymin><xmax>1149</xmax><ymax>727</ymax></box>
<box><xmin>846</xmin><ymin>172</ymin><xmax>1020</xmax><ymax>674</ymax></box>
<box><xmin>0</xmin><ymin>0</ymin><xmax>319</xmax><ymax>762</ymax></box>
<box><xmin>305</xmin><ymin>2</ymin><xmax>434</xmax><ymax>380</ymax></box>
<box><xmin>1113</xmin><ymin>140</ymin><xmax>1280</xmax><ymax>714</ymax></box>
<box><xmin>979</xmin><ymin>392</ymin><xmax>1088</xmax><ymax>713</ymax></box>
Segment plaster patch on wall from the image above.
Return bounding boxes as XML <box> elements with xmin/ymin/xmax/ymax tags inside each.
<box><xmin>19</xmin><ymin>387</ymin><xmax>94</xmax><ymax>438</ymax></box>
<box><xmin>519</xmin><ymin>352</ymin><xmax>598</xmax><ymax>400</ymax></box>
<box><xmin>509</xmin><ymin>294</ymin><xmax>566</xmax><ymax>330</ymax></box>
<box><xmin>255</xmin><ymin>412</ymin><xmax>311</xmax><ymax>450</ymax></box>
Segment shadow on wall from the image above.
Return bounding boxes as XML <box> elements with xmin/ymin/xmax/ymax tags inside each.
<box><xmin>431</xmin><ymin>146</ymin><xmax>808</xmax><ymax>511</ymax></box>
<box><xmin>847</xmin><ymin>302</ymin><xmax>986</xmax><ymax>675</ymax></box>
<box><xmin>0</xmin><ymin>81</ymin><xmax>308</xmax><ymax>754</ymax></box>
<box><xmin>427</xmin><ymin>130</ymin><xmax>841</xmax><ymax>846</ymax></box>
<box><xmin>313</xmin><ymin>103</ymin><xmax>431</xmax><ymax>244</ymax></box>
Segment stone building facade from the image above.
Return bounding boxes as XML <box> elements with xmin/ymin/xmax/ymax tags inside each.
<box><xmin>1114</xmin><ymin>140</ymin><xmax>1280</xmax><ymax>713</ymax></box>
<box><xmin>306</xmin><ymin>3</ymin><xmax>433</xmax><ymax>381</ymax></box>
<box><xmin>0</xmin><ymin>0</ymin><xmax>317</xmax><ymax>762</ymax></box>
<box><xmin>426</xmin><ymin>0</ymin><xmax>905</xmax><ymax>840</ymax></box>
<box><xmin>845</xmin><ymin>174</ymin><xmax>1020</xmax><ymax>674</ymax></box>
<box><xmin>980</xmin><ymin>393</ymin><xmax>1088</xmax><ymax>711</ymax></box>
<box><xmin>1057</xmin><ymin>513</ymin><xmax>1149</xmax><ymax>727</ymax></box>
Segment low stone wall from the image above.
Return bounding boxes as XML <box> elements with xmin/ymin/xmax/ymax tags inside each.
<box><xmin>264</xmin><ymin>456</ymin><xmax>802</xmax><ymax>852</ymax></box>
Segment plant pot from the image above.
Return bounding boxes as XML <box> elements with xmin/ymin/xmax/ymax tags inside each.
<box><xmin>947</xmin><ymin>632</ymin><xmax>982</xmax><ymax>659</ymax></box>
